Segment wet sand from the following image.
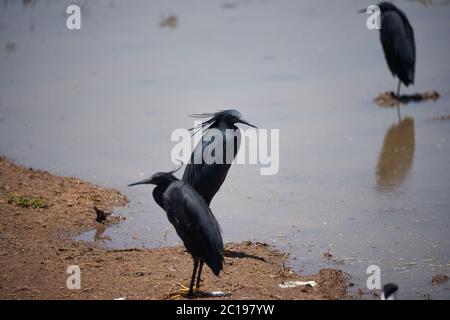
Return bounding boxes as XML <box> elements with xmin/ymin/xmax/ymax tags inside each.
<box><xmin>0</xmin><ymin>157</ymin><xmax>348</xmax><ymax>299</ymax></box>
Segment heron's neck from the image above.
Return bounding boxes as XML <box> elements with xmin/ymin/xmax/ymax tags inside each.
<box><xmin>153</xmin><ymin>182</ymin><xmax>172</xmax><ymax>209</ymax></box>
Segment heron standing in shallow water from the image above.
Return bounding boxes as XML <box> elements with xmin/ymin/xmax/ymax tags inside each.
<box><xmin>129</xmin><ymin>166</ymin><xmax>224</xmax><ymax>297</ymax></box>
<box><xmin>366</xmin><ymin>2</ymin><xmax>415</xmax><ymax>96</ymax></box>
<box><xmin>182</xmin><ymin>109</ymin><xmax>257</xmax><ymax>205</ymax></box>
<box><xmin>360</xmin><ymin>1</ymin><xmax>416</xmax><ymax>119</ymax></box>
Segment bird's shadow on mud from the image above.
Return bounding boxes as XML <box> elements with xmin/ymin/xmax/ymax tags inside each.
<box><xmin>224</xmin><ymin>250</ymin><xmax>267</xmax><ymax>263</ymax></box>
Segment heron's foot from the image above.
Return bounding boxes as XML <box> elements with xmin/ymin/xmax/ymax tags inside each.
<box><xmin>167</xmin><ymin>284</ymin><xmax>201</xmax><ymax>299</ymax></box>
<box><xmin>179</xmin><ymin>284</ymin><xmax>199</xmax><ymax>294</ymax></box>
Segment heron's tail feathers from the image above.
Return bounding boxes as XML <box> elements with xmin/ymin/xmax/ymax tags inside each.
<box><xmin>207</xmin><ymin>256</ymin><xmax>223</xmax><ymax>277</ymax></box>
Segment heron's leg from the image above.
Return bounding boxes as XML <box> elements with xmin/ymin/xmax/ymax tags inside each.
<box><xmin>396</xmin><ymin>79</ymin><xmax>401</xmax><ymax>99</ymax></box>
<box><xmin>196</xmin><ymin>261</ymin><xmax>204</xmax><ymax>289</ymax></box>
<box><xmin>188</xmin><ymin>259</ymin><xmax>199</xmax><ymax>296</ymax></box>
<box><xmin>167</xmin><ymin>260</ymin><xmax>201</xmax><ymax>299</ymax></box>
<box><xmin>396</xmin><ymin>79</ymin><xmax>402</xmax><ymax>122</ymax></box>
<box><xmin>396</xmin><ymin>103</ymin><xmax>402</xmax><ymax>122</ymax></box>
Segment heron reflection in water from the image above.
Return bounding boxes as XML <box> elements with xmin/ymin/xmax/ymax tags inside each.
<box><xmin>376</xmin><ymin>117</ymin><xmax>415</xmax><ymax>191</ymax></box>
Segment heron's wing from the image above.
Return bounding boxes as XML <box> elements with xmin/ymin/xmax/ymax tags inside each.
<box><xmin>380</xmin><ymin>11</ymin><xmax>415</xmax><ymax>85</ymax></box>
<box><xmin>182</xmin><ymin>163</ymin><xmax>230</xmax><ymax>205</ymax></box>
<box><xmin>182</xmin><ymin>130</ymin><xmax>238</xmax><ymax>204</ymax></box>
<box><xmin>164</xmin><ymin>182</ymin><xmax>224</xmax><ymax>275</ymax></box>
<box><xmin>182</xmin><ymin>136</ymin><xmax>216</xmax><ymax>183</ymax></box>
<box><xmin>405</xmin><ymin>18</ymin><xmax>415</xmax><ymax>82</ymax></box>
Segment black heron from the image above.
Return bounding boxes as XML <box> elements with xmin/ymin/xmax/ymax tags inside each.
<box><xmin>360</xmin><ymin>2</ymin><xmax>416</xmax><ymax>99</ymax></box>
<box><xmin>381</xmin><ymin>283</ymin><xmax>398</xmax><ymax>300</ymax></box>
<box><xmin>182</xmin><ymin>109</ymin><xmax>257</xmax><ymax>205</ymax></box>
<box><xmin>129</xmin><ymin>166</ymin><xmax>224</xmax><ymax>296</ymax></box>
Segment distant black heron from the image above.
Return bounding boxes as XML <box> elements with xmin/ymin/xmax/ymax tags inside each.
<box><xmin>129</xmin><ymin>166</ymin><xmax>224</xmax><ymax>296</ymax></box>
<box><xmin>381</xmin><ymin>283</ymin><xmax>398</xmax><ymax>300</ymax></box>
<box><xmin>182</xmin><ymin>109</ymin><xmax>257</xmax><ymax>205</ymax></box>
<box><xmin>360</xmin><ymin>2</ymin><xmax>416</xmax><ymax>99</ymax></box>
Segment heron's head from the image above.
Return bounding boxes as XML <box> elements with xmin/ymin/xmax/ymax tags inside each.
<box><xmin>218</xmin><ymin>109</ymin><xmax>257</xmax><ymax>128</ymax></box>
<box><xmin>377</xmin><ymin>2</ymin><xmax>399</xmax><ymax>13</ymax></box>
<box><xmin>188</xmin><ymin>109</ymin><xmax>257</xmax><ymax>134</ymax></box>
<box><xmin>357</xmin><ymin>2</ymin><xmax>398</xmax><ymax>14</ymax></box>
<box><xmin>128</xmin><ymin>163</ymin><xmax>182</xmax><ymax>187</ymax></box>
<box><xmin>381</xmin><ymin>283</ymin><xmax>398</xmax><ymax>300</ymax></box>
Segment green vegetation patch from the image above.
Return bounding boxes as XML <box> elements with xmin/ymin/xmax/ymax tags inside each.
<box><xmin>7</xmin><ymin>193</ymin><xmax>48</xmax><ymax>209</ymax></box>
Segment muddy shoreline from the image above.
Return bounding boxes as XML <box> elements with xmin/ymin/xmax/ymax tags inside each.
<box><xmin>0</xmin><ymin>157</ymin><xmax>348</xmax><ymax>299</ymax></box>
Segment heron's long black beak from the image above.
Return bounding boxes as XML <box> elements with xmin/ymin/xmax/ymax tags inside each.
<box><xmin>237</xmin><ymin>119</ymin><xmax>257</xmax><ymax>128</ymax></box>
<box><xmin>128</xmin><ymin>178</ymin><xmax>153</xmax><ymax>187</ymax></box>
<box><xmin>357</xmin><ymin>8</ymin><xmax>366</xmax><ymax>14</ymax></box>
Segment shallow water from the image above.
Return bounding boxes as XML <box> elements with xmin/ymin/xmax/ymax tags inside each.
<box><xmin>1</xmin><ymin>0</ymin><xmax>449</xmax><ymax>299</ymax></box>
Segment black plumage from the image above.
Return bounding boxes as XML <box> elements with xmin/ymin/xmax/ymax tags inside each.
<box><xmin>129</xmin><ymin>168</ymin><xmax>223</xmax><ymax>295</ymax></box>
<box><xmin>182</xmin><ymin>109</ymin><xmax>256</xmax><ymax>205</ymax></box>
<box><xmin>382</xmin><ymin>283</ymin><xmax>398</xmax><ymax>300</ymax></box>
<box><xmin>378</xmin><ymin>2</ymin><xmax>416</xmax><ymax>97</ymax></box>
<box><xmin>379</xmin><ymin>2</ymin><xmax>415</xmax><ymax>85</ymax></box>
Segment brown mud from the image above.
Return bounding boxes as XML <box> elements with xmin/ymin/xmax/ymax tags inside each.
<box><xmin>0</xmin><ymin>157</ymin><xmax>348</xmax><ymax>299</ymax></box>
